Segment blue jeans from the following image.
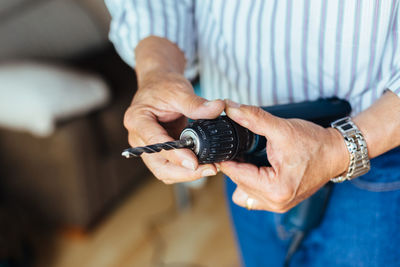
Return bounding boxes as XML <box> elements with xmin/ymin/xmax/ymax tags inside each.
<box><xmin>225</xmin><ymin>147</ymin><xmax>400</xmax><ymax>267</ymax></box>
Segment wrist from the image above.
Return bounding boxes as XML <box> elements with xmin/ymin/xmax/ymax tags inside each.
<box><xmin>135</xmin><ymin>36</ymin><xmax>186</xmax><ymax>83</ymax></box>
<box><xmin>326</xmin><ymin>127</ymin><xmax>350</xmax><ymax>178</ymax></box>
<box><xmin>136</xmin><ymin>69</ymin><xmax>192</xmax><ymax>97</ymax></box>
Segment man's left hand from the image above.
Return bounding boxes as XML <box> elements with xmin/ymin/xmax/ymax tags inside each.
<box><xmin>219</xmin><ymin>100</ymin><xmax>350</xmax><ymax>213</ymax></box>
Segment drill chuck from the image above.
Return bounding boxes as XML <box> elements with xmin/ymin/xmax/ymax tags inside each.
<box><xmin>180</xmin><ymin>116</ymin><xmax>255</xmax><ymax>164</ymax></box>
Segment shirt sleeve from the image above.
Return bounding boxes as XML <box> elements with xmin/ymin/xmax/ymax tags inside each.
<box><xmin>385</xmin><ymin>9</ymin><xmax>400</xmax><ymax>97</ymax></box>
<box><xmin>105</xmin><ymin>0</ymin><xmax>198</xmax><ymax>80</ymax></box>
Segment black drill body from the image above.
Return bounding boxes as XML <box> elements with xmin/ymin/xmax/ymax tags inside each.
<box><xmin>178</xmin><ymin>97</ymin><xmax>352</xmax><ymax>266</ymax></box>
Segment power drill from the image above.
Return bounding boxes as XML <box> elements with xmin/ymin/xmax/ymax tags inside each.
<box><xmin>122</xmin><ymin>97</ymin><xmax>351</xmax><ymax>266</ymax></box>
<box><xmin>122</xmin><ymin>97</ymin><xmax>351</xmax><ymax>167</ymax></box>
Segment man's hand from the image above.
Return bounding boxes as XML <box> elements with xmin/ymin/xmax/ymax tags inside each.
<box><xmin>218</xmin><ymin>100</ymin><xmax>349</xmax><ymax>212</ymax></box>
<box><xmin>124</xmin><ymin>36</ymin><xmax>224</xmax><ymax>184</ymax></box>
<box><xmin>124</xmin><ymin>70</ymin><xmax>224</xmax><ymax>184</ymax></box>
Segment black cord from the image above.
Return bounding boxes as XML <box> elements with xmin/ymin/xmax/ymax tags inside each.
<box><xmin>283</xmin><ymin>231</ymin><xmax>305</xmax><ymax>267</ymax></box>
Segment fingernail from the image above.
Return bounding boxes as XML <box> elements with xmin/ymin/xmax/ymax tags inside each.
<box><xmin>202</xmin><ymin>169</ymin><xmax>217</xmax><ymax>177</ymax></box>
<box><xmin>225</xmin><ymin>99</ymin><xmax>241</xmax><ymax>109</ymax></box>
<box><xmin>182</xmin><ymin>160</ymin><xmax>196</xmax><ymax>170</ymax></box>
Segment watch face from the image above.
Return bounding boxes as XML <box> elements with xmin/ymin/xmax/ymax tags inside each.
<box><xmin>342</xmin><ymin>123</ymin><xmax>353</xmax><ymax>131</ymax></box>
<box><xmin>331</xmin><ymin>116</ymin><xmax>351</xmax><ymax>129</ymax></box>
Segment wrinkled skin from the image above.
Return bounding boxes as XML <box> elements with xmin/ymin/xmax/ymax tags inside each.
<box><xmin>124</xmin><ymin>70</ymin><xmax>225</xmax><ymax>184</ymax></box>
<box><xmin>218</xmin><ymin>100</ymin><xmax>349</xmax><ymax>213</ymax></box>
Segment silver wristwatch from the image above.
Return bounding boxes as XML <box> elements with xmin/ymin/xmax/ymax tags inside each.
<box><xmin>330</xmin><ymin>117</ymin><xmax>370</xmax><ymax>183</ymax></box>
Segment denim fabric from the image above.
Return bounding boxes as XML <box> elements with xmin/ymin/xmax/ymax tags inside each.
<box><xmin>225</xmin><ymin>147</ymin><xmax>400</xmax><ymax>267</ymax></box>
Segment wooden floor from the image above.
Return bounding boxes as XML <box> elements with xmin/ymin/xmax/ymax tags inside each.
<box><xmin>37</xmin><ymin>174</ymin><xmax>240</xmax><ymax>267</ymax></box>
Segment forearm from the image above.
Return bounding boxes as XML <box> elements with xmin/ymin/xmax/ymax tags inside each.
<box><xmin>326</xmin><ymin>90</ymin><xmax>400</xmax><ymax>179</ymax></box>
<box><xmin>353</xmin><ymin>90</ymin><xmax>400</xmax><ymax>159</ymax></box>
<box><xmin>135</xmin><ymin>36</ymin><xmax>186</xmax><ymax>84</ymax></box>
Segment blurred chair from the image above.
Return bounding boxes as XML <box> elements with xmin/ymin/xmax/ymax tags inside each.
<box><xmin>0</xmin><ymin>0</ymin><xmax>148</xmax><ymax>229</ymax></box>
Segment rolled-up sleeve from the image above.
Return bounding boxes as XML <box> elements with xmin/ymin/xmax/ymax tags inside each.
<box><xmin>105</xmin><ymin>0</ymin><xmax>198</xmax><ymax>79</ymax></box>
<box><xmin>387</xmin><ymin>73</ymin><xmax>400</xmax><ymax>96</ymax></box>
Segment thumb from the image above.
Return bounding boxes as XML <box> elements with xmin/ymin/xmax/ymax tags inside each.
<box><xmin>224</xmin><ymin>99</ymin><xmax>281</xmax><ymax>138</ymax></box>
<box><xmin>173</xmin><ymin>92</ymin><xmax>225</xmax><ymax>120</ymax></box>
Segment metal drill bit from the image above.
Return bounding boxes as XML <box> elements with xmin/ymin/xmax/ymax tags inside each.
<box><xmin>122</xmin><ymin>138</ymin><xmax>194</xmax><ymax>158</ymax></box>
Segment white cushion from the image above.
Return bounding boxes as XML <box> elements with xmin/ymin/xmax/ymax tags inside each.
<box><xmin>0</xmin><ymin>62</ymin><xmax>110</xmax><ymax>137</ymax></box>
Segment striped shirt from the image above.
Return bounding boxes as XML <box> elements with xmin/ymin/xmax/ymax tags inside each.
<box><xmin>106</xmin><ymin>0</ymin><xmax>400</xmax><ymax>114</ymax></box>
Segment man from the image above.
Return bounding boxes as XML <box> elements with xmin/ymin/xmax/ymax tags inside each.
<box><xmin>106</xmin><ymin>1</ymin><xmax>400</xmax><ymax>266</ymax></box>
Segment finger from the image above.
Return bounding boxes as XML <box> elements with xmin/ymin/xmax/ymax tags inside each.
<box><xmin>224</xmin><ymin>99</ymin><xmax>281</xmax><ymax>139</ymax></box>
<box><xmin>232</xmin><ymin>187</ymin><xmax>266</xmax><ymax>211</ymax></box>
<box><xmin>142</xmin><ymin>153</ymin><xmax>217</xmax><ymax>183</ymax></box>
<box><xmin>219</xmin><ymin>160</ymin><xmax>275</xmax><ymax>191</ymax></box>
<box><xmin>126</xmin><ymin>110</ymin><xmax>199</xmax><ymax>170</ymax></box>
<box><xmin>220</xmin><ymin>161</ymin><xmax>295</xmax><ymax>207</ymax></box>
<box><xmin>173</xmin><ymin>92</ymin><xmax>225</xmax><ymax>120</ymax></box>
<box><xmin>232</xmin><ymin>187</ymin><xmax>287</xmax><ymax>212</ymax></box>
<box><xmin>231</xmin><ymin>187</ymin><xmax>250</xmax><ymax>207</ymax></box>
<box><xmin>125</xmin><ymin>108</ymin><xmax>171</xmax><ymax>145</ymax></box>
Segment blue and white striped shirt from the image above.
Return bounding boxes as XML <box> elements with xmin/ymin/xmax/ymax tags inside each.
<box><xmin>106</xmin><ymin>0</ymin><xmax>400</xmax><ymax>114</ymax></box>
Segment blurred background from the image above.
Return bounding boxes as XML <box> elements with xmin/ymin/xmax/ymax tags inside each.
<box><xmin>0</xmin><ymin>0</ymin><xmax>238</xmax><ymax>266</ymax></box>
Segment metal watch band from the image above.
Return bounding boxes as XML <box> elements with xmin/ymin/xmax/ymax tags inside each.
<box><xmin>330</xmin><ymin>117</ymin><xmax>370</xmax><ymax>183</ymax></box>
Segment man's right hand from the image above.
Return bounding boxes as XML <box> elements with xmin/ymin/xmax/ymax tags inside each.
<box><xmin>124</xmin><ymin>60</ymin><xmax>224</xmax><ymax>184</ymax></box>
